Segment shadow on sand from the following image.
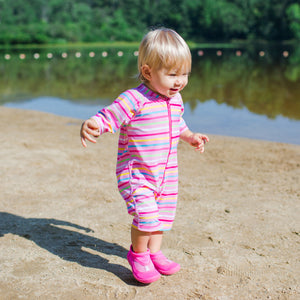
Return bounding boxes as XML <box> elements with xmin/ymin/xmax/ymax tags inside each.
<box><xmin>0</xmin><ymin>211</ymin><xmax>142</xmax><ymax>285</ymax></box>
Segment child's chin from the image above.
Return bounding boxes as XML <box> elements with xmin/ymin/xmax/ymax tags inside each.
<box><xmin>169</xmin><ymin>91</ymin><xmax>179</xmax><ymax>97</ymax></box>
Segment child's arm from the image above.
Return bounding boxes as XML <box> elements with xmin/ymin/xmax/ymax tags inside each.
<box><xmin>180</xmin><ymin>129</ymin><xmax>209</xmax><ymax>153</ymax></box>
<box><xmin>80</xmin><ymin>118</ymin><xmax>100</xmax><ymax>148</ymax></box>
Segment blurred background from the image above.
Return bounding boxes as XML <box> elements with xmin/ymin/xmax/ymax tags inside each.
<box><xmin>0</xmin><ymin>0</ymin><xmax>299</xmax><ymax>144</ymax></box>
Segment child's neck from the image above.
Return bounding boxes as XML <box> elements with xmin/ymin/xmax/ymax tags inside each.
<box><xmin>143</xmin><ymin>82</ymin><xmax>168</xmax><ymax>99</ymax></box>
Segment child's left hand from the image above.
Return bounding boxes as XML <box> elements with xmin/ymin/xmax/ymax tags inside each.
<box><xmin>189</xmin><ymin>133</ymin><xmax>209</xmax><ymax>153</ymax></box>
<box><xmin>181</xmin><ymin>130</ymin><xmax>209</xmax><ymax>153</ymax></box>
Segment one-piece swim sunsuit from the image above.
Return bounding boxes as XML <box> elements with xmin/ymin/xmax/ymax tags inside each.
<box><xmin>92</xmin><ymin>83</ymin><xmax>188</xmax><ymax>232</ymax></box>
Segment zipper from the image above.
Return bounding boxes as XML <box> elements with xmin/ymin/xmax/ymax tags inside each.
<box><xmin>166</xmin><ymin>100</ymin><xmax>172</xmax><ymax>155</ymax></box>
<box><xmin>160</xmin><ymin>100</ymin><xmax>172</xmax><ymax>191</ymax></box>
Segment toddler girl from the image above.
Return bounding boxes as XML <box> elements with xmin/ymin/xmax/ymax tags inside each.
<box><xmin>80</xmin><ymin>28</ymin><xmax>209</xmax><ymax>284</ymax></box>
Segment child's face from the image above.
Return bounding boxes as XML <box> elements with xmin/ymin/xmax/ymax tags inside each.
<box><xmin>145</xmin><ymin>66</ymin><xmax>189</xmax><ymax>98</ymax></box>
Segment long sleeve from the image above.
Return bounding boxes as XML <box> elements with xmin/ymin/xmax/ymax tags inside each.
<box><xmin>179</xmin><ymin>94</ymin><xmax>189</xmax><ymax>134</ymax></box>
<box><xmin>91</xmin><ymin>89</ymin><xmax>141</xmax><ymax>135</ymax></box>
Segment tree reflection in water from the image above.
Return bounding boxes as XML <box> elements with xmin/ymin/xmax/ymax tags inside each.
<box><xmin>1</xmin><ymin>44</ymin><xmax>299</xmax><ymax>142</ymax></box>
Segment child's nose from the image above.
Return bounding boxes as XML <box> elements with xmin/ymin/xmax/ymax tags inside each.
<box><xmin>175</xmin><ymin>77</ymin><xmax>182</xmax><ymax>85</ymax></box>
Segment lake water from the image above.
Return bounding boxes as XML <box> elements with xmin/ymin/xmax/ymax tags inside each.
<box><xmin>1</xmin><ymin>45</ymin><xmax>300</xmax><ymax>145</ymax></box>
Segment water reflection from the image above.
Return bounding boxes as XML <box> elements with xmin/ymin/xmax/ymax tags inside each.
<box><xmin>0</xmin><ymin>45</ymin><xmax>300</xmax><ymax>144</ymax></box>
<box><xmin>1</xmin><ymin>45</ymin><xmax>299</xmax><ymax>120</ymax></box>
<box><xmin>188</xmin><ymin>46</ymin><xmax>300</xmax><ymax>121</ymax></box>
<box><xmin>0</xmin><ymin>47</ymin><xmax>139</xmax><ymax>102</ymax></box>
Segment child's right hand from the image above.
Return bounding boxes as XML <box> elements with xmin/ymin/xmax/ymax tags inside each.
<box><xmin>80</xmin><ymin>118</ymin><xmax>100</xmax><ymax>147</ymax></box>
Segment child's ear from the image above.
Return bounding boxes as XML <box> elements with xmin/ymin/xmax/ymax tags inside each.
<box><xmin>141</xmin><ymin>64</ymin><xmax>152</xmax><ymax>81</ymax></box>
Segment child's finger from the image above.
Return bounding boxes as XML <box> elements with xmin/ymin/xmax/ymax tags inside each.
<box><xmin>203</xmin><ymin>135</ymin><xmax>209</xmax><ymax>143</ymax></box>
<box><xmin>87</xmin><ymin>119</ymin><xmax>100</xmax><ymax>131</ymax></box>
<box><xmin>86</xmin><ymin>127</ymin><xmax>100</xmax><ymax>137</ymax></box>
<box><xmin>85</xmin><ymin>134</ymin><xmax>97</xmax><ymax>144</ymax></box>
<box><xmin>81</xmin><ymin>137</ymin><xmax>87</xmax><ymax>148</ymax></box>
<box><xmin>81</xmin><ymin>130</ymin><xmax>97</xmax><ymax>146</ymax></box>
<box><xmin>195</xmin><ymin>146</ymin><xmax>204</xmax><ymax>153</ymax></box>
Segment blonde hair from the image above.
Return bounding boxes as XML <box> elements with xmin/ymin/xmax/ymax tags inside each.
<box><xmin>138</xmin><ymin>28</ymin><xmax>192</xmax><ymax>82</ymax></box>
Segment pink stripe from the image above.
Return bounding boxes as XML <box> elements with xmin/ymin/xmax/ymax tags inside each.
<box><xmin>128</xmin><ymin>131</ymin><xmax>169</xmax><ymax>137</ymax></box>
<box><xmin>128</xmin><ymin>147</ymin><xmax>170</xmax><ymax>153</ymax></box>
<box><xmin>116</xmin><ymin>101</ymin><xmax>131</xmax><ymax>120</ymax></box>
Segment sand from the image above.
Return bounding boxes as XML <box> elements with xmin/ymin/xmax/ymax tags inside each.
<box><xmin>0</xmin><ymin>107</ymin><xmax>299</xmax><ymax>299</ymax></box>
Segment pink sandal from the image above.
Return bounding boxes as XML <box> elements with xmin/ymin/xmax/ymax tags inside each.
<box><xmin>127</xmin><ymin>246</ymin><xmax>161</xmax><ymax>284</ymax></box>
<box><xmin>150</xmin><ymin>251</ymin><xmax>180</xmax><ymax>275</ymax></box>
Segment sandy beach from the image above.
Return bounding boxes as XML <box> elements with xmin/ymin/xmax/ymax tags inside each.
<box><xmin>0</xmin><ymin>106</ymin><xmax>299</xmax><ymax>299</ymax></box>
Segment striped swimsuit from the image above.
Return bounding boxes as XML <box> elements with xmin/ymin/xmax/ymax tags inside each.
<box><xmin>92</xmin><ymin>84</ymin><xmax>188</xmax><ymax>232</ymax></box>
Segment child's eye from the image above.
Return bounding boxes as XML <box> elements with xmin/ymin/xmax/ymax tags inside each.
<box><xmin>168</xmin><ymin>72</ymin><xmax>190</xmax><ymax>77</ymax></box>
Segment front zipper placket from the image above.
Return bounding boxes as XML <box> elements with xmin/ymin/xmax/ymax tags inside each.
<box><xmin>160</xmin><ymin>99</ymin><xmax>172</xmax><ymax>192</ymax></box>
<box><xmin>166</xmin><ymin>100</ymin><xmax>172</xmax><ymax>157</ymax></box>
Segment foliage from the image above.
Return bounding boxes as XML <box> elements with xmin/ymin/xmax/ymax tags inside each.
<box><xmin>0</xmin><ymin>0</ymin><xmax>299</xmax><ymax>45</ymax></box>
<box><xmin>286</xmin><ymin>3</ymin><xmax>300</xmax><ymax>40</ymax></box>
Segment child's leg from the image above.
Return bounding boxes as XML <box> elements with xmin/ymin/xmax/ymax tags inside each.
<box><xmin>128</xmin><ymin>227</ymin><xmax>161</xmax><ymax>283</ymax></box>
<box><xmin>149</xmin><ymin>231</ymin><xmax>180</xmax><ymax>276</ymax></box>
<box><xmin>129</xmin><ymin>227</ymin><xmax>179</xmax><ymax>278</ymax></box>
<box><xmin>131</xmin><ymin>227</ymin><xmax>151</xmax><ymax>253</ymax></box>
<box><xmin>131</xmin><ymin>227</ymin><xmax>163</xmax><ymax>253</ymax></box>
<box><xmin>148</xmin><ymin>231</ymin><xmax>163</xmax><ymax>253</ymax></box>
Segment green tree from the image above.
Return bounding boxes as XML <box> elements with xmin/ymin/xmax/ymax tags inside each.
<box><xmin>200</xmin><ymin>0</ymin><xmax>249</xmax><ymax>40</ymax></box>
<box><xmin>286</xmin><ymin>3</ymin><xmax>300</xmax><ymax>40</ymax></box>
<box><xmin>0</xmin><ymin>0</ymin><xmax>299</xmax><ymax>44</ymax></box>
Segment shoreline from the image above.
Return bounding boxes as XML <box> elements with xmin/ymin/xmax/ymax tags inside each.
<box><xmin>3</xmin><ymin>102</ymin><xmax>300</xmax><ymax>146</ymax></box>
<box><xmin>0</xmin><ymin>107</ymin><xmax>299</xmax><ymax>299</ymax></box>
